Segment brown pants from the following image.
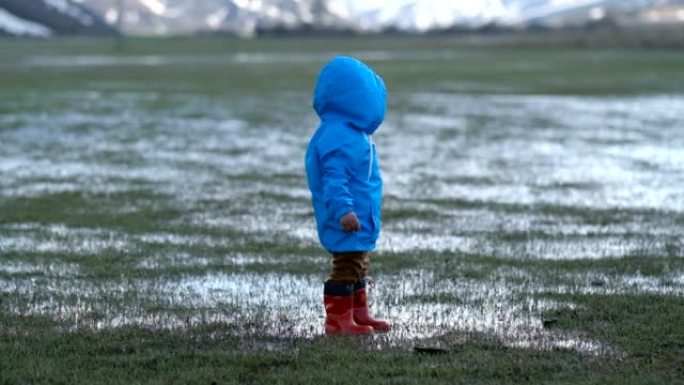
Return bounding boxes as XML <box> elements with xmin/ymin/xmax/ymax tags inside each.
<box><xmin>327</xmin><ymin>252</ymin><xmax>370</xmax><ymax>284</ymax></box>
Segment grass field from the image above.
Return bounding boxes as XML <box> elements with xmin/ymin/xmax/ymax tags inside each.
<box><xmin>1</xmin><ymin>36</ymin><xmax>683</xmax><ymax>384</ymax></box>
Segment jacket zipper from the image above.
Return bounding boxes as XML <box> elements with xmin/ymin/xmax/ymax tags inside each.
<box><xmin>366</xmin><ymin>134</ymin><xmax>373</xmax><ymax>181</ymax></box>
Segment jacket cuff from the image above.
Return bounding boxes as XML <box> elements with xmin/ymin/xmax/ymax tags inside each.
<box><xmin>333</xmin><ymin>202</ymin><xmax>354</xmax><ymax>222</ymax></box>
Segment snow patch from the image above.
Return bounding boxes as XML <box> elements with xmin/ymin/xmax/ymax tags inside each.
<box><xmin>0</xmin><ymin>9</ymin><xmax>52</xmax><ymax>37</ymax></box>
<box><xmin>43</xmin><ymin>0</ymin><xmax>95</xmax><ymax>26</ymax></box>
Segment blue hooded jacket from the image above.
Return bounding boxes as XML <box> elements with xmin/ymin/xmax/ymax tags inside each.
<box><xmin>305</xmin><ymin>56</ymin><xmax>386</xmax><ymax>253</ymax></box>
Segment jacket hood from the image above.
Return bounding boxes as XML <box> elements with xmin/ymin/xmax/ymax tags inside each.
<box><xmin>313</xmin><ymin>56</ymin><xmax>386</xmax><ymax>135</ymax></box>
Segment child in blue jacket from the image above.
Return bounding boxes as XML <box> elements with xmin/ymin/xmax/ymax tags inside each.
<box><xmin>305</xmin><ymin>56</ymin><xmax>391</xmax><ymax>335</ymax></box>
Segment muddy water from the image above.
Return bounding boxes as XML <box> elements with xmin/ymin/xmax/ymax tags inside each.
<box><xmin>1</xmin><ymin>47</ymin><xmax>683</xmax><ymax>351</ymax></box>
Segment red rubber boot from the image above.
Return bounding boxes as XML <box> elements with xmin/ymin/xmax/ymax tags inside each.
<box><xmin>353</xmin><ymin>283</ymin><xmax>391</xmax><ymax>332</ymax></box>
<box><xmin>324</xmin><ymin>294</ymin><xmax>373</xmax><ymax>335</ymax></box>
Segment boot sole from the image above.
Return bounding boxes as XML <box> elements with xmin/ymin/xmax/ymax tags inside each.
<box><xmin>370</xmin><ymin>326</ymin><xmax>391</xmax><ymax>332</ymax></box>
<box><xmin>325</xmin><ymin>326</ymin><xmax>373</xmax><ymax>335</ymax></box>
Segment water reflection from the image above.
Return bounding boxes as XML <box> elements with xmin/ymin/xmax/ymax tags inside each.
<box><xmin>2</xmin><ymin>267</ymin><xmax>682</xmax><ymax>353</ymax></box>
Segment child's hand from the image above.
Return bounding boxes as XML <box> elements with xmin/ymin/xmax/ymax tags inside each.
<box><xmin>340</xmin><ymin>212</ymin><xmax>361</xmax><ymax>233</ymax></box>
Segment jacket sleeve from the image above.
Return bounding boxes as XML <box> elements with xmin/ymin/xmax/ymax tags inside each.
<box><xmin>319</xmin><ymin>139</ymin><xmax>357</xmax><ymax>222</ymax></box>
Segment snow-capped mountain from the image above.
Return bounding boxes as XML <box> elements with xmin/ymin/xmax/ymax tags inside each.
<box><xmin>0</xmin><ymin>0</ymin><xmax>116</xmax><ymax>36</ymax></box>
<box><xmin>85</xmin><ymin>0</ymin><xmax>684</xmax><ymax>35</ymax></box>
<box><xmin>0</xmin><ymin>8</ymin><xmax>51</xmax><ymax>36</ymax></box>
<box><xmin>1</xmin><ymin>0</ymin><xmax>682</xmax><ymax>37</ymax></box>
<box><xmin>323</xmin><ymin>0</ymin><xmax>684</xmax><ymax>31</ymax></box>
<box><xmin>75</xmin><ymin>0</ymin><xmax>333</xmax><ymax>36</ymax></box>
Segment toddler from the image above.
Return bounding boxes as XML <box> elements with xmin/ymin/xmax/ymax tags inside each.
<box><xmin>305</xmin><ymin>56</ymin><xmax>390</xmax><ymax>335</ymax></box>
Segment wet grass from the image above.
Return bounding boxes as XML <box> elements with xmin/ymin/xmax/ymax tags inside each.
<box><xmin>0</xmin><ymin>191</ymin><xmax>181</xmax><ymax>232</ymax></box>
<box><xmin>1</xmin><ymin>36</ymin><xmax>684</xmax><ymax>383</ymax></box>
<box><xmin>420</xmin><ymin>197</ymin><xmax>684</xmax><ymax>226</ymax></box>
<box><xmin>1</xmin><ymin>38</ymin><xmax>684</xmax><ymax>95</ymax></box>
<box><xmin>468</xmin><ymin>254</ymin><xmax>684</xmax><ymax>278</ymax></box>
<box><xmin>1</xmin><ymin>294</ymin><xmax>683</xmax><ymax>385</ymax></box>
<box><xmin>540</xmin><ymin>294</ymin><xmax>684</xmax><ymax>381</ymax></box>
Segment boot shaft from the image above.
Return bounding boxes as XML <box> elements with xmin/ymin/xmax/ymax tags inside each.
<box><xmin>353</xmin><ymin>287</ymin><xmax>369</xmax><ymax>309</ymax></box>
<box><xmin>323</xmin><ymin>281</ymin><xmax>373</xmax><ymax>335</ymax></box>
<box><xmin>352</xmin><ymin>282</ymin><xmax>391</xmax><ymax>332</ymax></box>
<box><xmin>324</xmin><ymin>294</ymin><xmax>353</xmax><ymax>316</ymax></box>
